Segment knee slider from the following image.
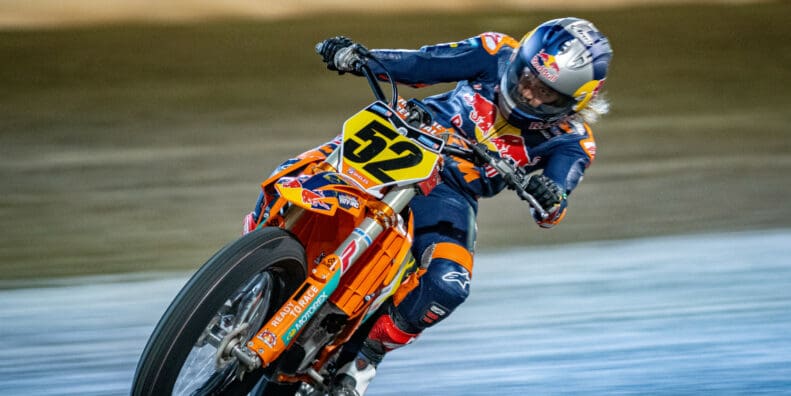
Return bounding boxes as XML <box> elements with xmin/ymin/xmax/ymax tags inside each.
<box><xmin>422</xmin><ymin>241</ymin><xmax>473</xmax><ymax>307</ymax></box>
<box><xmin>428</xmin><ymin>259</ymin><xmax>471</xmax><ymax>306</ymax></box>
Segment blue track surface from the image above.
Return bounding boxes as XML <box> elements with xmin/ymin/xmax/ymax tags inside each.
<box><xmin>1</xmin><ymin>229</ymin><xmax>789</xmax><ymax>395</ymax></box>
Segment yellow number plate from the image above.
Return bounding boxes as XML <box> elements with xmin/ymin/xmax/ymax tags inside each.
<box><xmin>340</xmin><ymin>104</ymin><xmax>440</xmax><ymax>191</ymax></box>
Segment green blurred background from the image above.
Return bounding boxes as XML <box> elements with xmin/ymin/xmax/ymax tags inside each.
<box><xmin>1</xmin><ymin>2</ymin><xmax>789</xmax><ymax>280</ymax></box>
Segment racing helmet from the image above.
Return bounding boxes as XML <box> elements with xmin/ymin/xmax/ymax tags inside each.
<box><xmin>498</xmin><ymin>17</ymin><xmax>613</xmax><ymax>128</ymax></box>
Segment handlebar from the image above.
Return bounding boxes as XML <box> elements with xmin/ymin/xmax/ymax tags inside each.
<box><xmin>441</xmin><ymin>142</ymin><xmax>549</xmax><ymax>220</ymax></box>
<box><xmin>359</xmin><ymin>62</ymin><xmax>397</xmax><ymax>110</ymax></box>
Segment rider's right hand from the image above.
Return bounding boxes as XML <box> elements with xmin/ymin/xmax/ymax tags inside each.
<box><xmin>315</xmin><ymin>36</ymin><xmax>369</xmax><ymax>74</ymax></box>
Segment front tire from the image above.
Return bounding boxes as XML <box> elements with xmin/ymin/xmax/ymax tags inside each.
<box><xmin>132</xmin><ymin>227</ymin><xmax>307</xmax><ymax>396</ymax></box>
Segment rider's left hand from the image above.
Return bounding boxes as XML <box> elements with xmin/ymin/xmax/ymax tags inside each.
<box><xmin>316</xmin><ymin>36</ymin><xmax>369</xmax><ymax>74</ymax></box>
<box><xmin>523</xmin><ymin>174</ymin><xmax>566</xmax><ymax>213</ymax></box>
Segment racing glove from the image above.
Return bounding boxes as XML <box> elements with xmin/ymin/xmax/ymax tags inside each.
<box><xmin>523</xmin><ymin>174</ymin><xmax>567</xmax><ymax>227</ymax></box>
<box><xmin>316</xmin><ymin>36</ymin><xmax>369</xmax><ymax>74</ymax></box>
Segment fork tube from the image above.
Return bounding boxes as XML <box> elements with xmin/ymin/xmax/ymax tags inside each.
<box><xmin>283</xmin><ymin>206</ymin><xmax>305</xmax><ymax>231</ymax></box>
<box><xmin>335</xmin><ymin>185</ymin><xmax>416</xmax><ymax>275</ymax></box>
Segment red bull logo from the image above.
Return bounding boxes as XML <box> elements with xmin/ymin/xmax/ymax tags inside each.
<box><xmin>531</xmin><ymin>50</ymin><xmax>560</xmax><ymax>82</ymax></box>
<box><xmin>462</xmin><ymin>93</ymin><xmax>495</xmax><ymax>134</ymax></box>
<box><xmin>301</xmin><ymin>189</ymin><xmax>331</xmax><ymax>211</ymax></box>
<box><xmin>281</xmin><ymin>177</ymin><xmax>302</xmax><ymax>188</ymax></box>
<box><xmin>490</xmin><ymin>134</ymin><xmax>530</xmax><ymax>167</ymax></box>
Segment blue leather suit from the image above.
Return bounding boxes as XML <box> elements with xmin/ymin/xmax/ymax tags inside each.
<box><xmin>363</xmin><ymin>32</ymin><xmax>597</xmax><ymax>333</ymax></box>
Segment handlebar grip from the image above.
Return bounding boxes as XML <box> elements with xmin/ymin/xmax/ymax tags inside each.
<box><xmin>441</xmin><ymin>145</ymin><xmax>473</xmax><ymax>160</ymax></box>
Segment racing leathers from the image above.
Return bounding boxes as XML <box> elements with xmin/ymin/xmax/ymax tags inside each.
<box><xmin>355</xmin><ymin>31</ymin><xmax>596</xmax><ymax>356</ymax></box>
<box><xmin>247</xmin><ymin>32</ymin><xmax>598</xmax><ymax>387</ymax></box>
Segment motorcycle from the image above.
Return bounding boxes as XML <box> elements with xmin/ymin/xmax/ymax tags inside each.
<box><xmin>132</xmin><ymin>50</ymin><xmax>547</xmax><ymax>396</ymax></box>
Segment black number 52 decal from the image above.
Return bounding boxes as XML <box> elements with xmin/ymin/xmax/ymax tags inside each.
<box><xmin>343</xmin><ymin>120</ymin><xmax>424</xmax><ymax>183</ymax></box>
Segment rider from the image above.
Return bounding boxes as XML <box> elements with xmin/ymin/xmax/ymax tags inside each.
<box><xmin>248</xmin><ymin>17</ymin><xmax>612</xmax><ymax>395</ymax></box>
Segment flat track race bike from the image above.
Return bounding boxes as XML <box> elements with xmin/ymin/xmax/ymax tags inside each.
<box><xmin>132</xmin><ymin>51</ymin><xmax>547</xmax><ymax>396</ymax></box>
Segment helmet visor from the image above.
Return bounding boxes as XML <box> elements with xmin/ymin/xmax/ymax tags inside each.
<box><xmin>503</xmin><ymin>58</ymin><xmax>575</xmax><ymax>120</ymax></box>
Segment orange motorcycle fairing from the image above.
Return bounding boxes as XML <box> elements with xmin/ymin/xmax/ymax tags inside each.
<box><xmin>252</xmin><ymin>139</ymin><xmax>341</xmax><ymax>226</ymax></box>
<box><xmin>249</xmin><ymin>100</ymin><xmax>444</xmax><ymax>375</ymax></box>
<box><xmin>247</xmin><ymin>186</ymin><xmax>416</xmax><ymax>366</ymax></box>
<box><xmin>330</xmin><ymin>210</ymin><xmax>414</xmax><ymax>319</ymax></box>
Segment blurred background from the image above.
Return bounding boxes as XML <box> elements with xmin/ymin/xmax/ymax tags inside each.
<box><xmin>1</xmin><ymin>0</ymin><xmax>789</xmax><ymax>280</ymax></box>
<box><xmin>1</xmin><ymin>2</ymin><xmax>791</xmax><ymax>395</ymax></box>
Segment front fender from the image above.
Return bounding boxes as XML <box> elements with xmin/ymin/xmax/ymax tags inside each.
<box><xmin>274</xmin><ymin>172</ymin><xmax>370</xmax><ymax>217</ymax></box>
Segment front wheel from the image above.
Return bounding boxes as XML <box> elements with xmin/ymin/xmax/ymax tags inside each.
<box><xmin>132</xmin><ymin>227</ymin><xmax>307</xmax><ymax>396</ymax></box>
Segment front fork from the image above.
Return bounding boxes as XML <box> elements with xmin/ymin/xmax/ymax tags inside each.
<box><xmin>234</xmin><ymin>185</ymin><xmax>417</xmax><ymax>371</ymax></box>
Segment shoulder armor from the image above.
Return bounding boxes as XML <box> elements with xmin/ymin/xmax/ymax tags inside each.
<box><xmin>476</xmin><ymin>32</ymin><xmax>519</xmax><ymax>55</ymax></box>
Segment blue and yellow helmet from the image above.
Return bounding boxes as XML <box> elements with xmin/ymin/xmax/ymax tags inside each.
<box><xmin>498</xmin><ymin>17</ymin><xmax>613</xmax><ymax>128</ymax></box>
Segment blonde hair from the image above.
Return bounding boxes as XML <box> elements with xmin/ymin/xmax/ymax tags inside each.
<box><xmin>577</xmin><ymin>93</ymin><xmax>610</xmax><ymax>124</ymax></box>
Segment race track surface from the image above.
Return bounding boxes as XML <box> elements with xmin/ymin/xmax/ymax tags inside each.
<box><xmin>1</xmin><ymin>229</ymin><xmax>789</xmax><ymax>395</ymax></box>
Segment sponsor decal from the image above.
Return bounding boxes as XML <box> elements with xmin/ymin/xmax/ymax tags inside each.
<box><xmin>527</xmin><ymin>118</ymin><xmax>570</xmax><ymax>130</ymax></box>
<box><xmin>282</xmin><ymin>290</ymin><xmax>330</xmax><ymax>345</ymax></box>
<box><xmin>450</xmin><ymin>114</ymin><xmax>463</xmax><ymax>128</ymax></box>
<box><xmin>270</xmin><ymin>285</ymin><xmax>321</xmax><ymax>328</ymax></box>
<box><xmin>301</xmin><ymin>189</ymin><xmax>331</xmax><ymax>211</ymax></box>
<box><xmin>490</xmin><ymin>134</ymin><xmax>531</xmax><ymax>167</ymax></box>
<box><xmin>258</xmin><ymin>330</ymin><xmax>277</xmax><ymax>348</ymax></box>
<box><xmin>422</xmin><ymin>303</ymin><xmax>449</xmax><ymax>325</ymax></box>
<box><xmin>569</xmin><ymin>21</ymin><xmax>596</xmax><ymax>46</ymax></box>
<box><xmin>294</xmin><ymin>284</ymin><xmax>320</xmax><ymax>310</ymax></box>
<box><xmin>430</xmin><ymin>304</ymin><xmax>448</xmax><ymax>316</ymax></box>
<box><xmin>276</xmin><ymin>266</ymin><xmax>342</xmax><ymax>347</ymax></box>
<box><xmin>442</xmin><ymin>271</ymin><xmax>471</xmax><ymax>291</ymax></box>
<box><xmin>281</xmin><ymin>177</ymin><xmax>302</xmax><ymax>188</ymax></box>
<box><xmin>340</xmin><ymin>240</ymin><xmax>358</xmax><ymax>273</ymax></box>
<box><xmin>313</xmin><ymin>251</ymin><xmax>327</xmax><ymax>265</ymax></box>
<box><xmin>531</xmin><ymin>49</ymin><xmax>560</xmax><ymax>82</ymax></box>
<box><xmin>346</xmin><ymin>167</ymin><xmax>371</xmax><ymax>186</ymax></box>
<box><xmin>270</xmin><ymin>301</ymin><xmax>295</xmax><ymax>328</ymax></box>
<box><xmin>326</xmin><ymin>256</ymin><xmax>337</xmax><ymax>270</ymax></box>
<box><xmin>462</xmin><ymin>93</ymin><xmax>495</xmax><ymax>134</ymax></box>
<box><xmin>338</xmin><ymin>193</ymin><xmax>360</xmax><ymax>210</ymax></box>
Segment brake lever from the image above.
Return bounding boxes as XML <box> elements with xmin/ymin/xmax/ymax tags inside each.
<box><xmin>466</xmin><ymin>143</ymin><xmax>549</xmax><ymax>220</ymax></box>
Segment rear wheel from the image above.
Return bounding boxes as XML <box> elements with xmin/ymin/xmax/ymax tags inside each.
<box><xmin>132</xmin><ymin>227</ymin><xmax>307</xmax><ymax>396</ymax></box>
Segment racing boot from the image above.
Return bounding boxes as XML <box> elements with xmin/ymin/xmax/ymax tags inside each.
<box><xmin>331</xmin><ymin>353</ymin><xmax>377</xmax><ymax>396</ymax></box>
<box><xmin>332</xmin><ymin>312</ymin><xmax>419</xmax><ymax>396</ymax></box>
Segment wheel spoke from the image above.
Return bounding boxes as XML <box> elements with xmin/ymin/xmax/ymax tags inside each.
<box><xmin>172</xmin><ymin>271</ymin><xmax>277</xmax><ymax>395</ymax></box>
<box><xmin>172</xmin><ymin>344</ymin><xmax>219</xmax><ymax>395</ymax></box>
